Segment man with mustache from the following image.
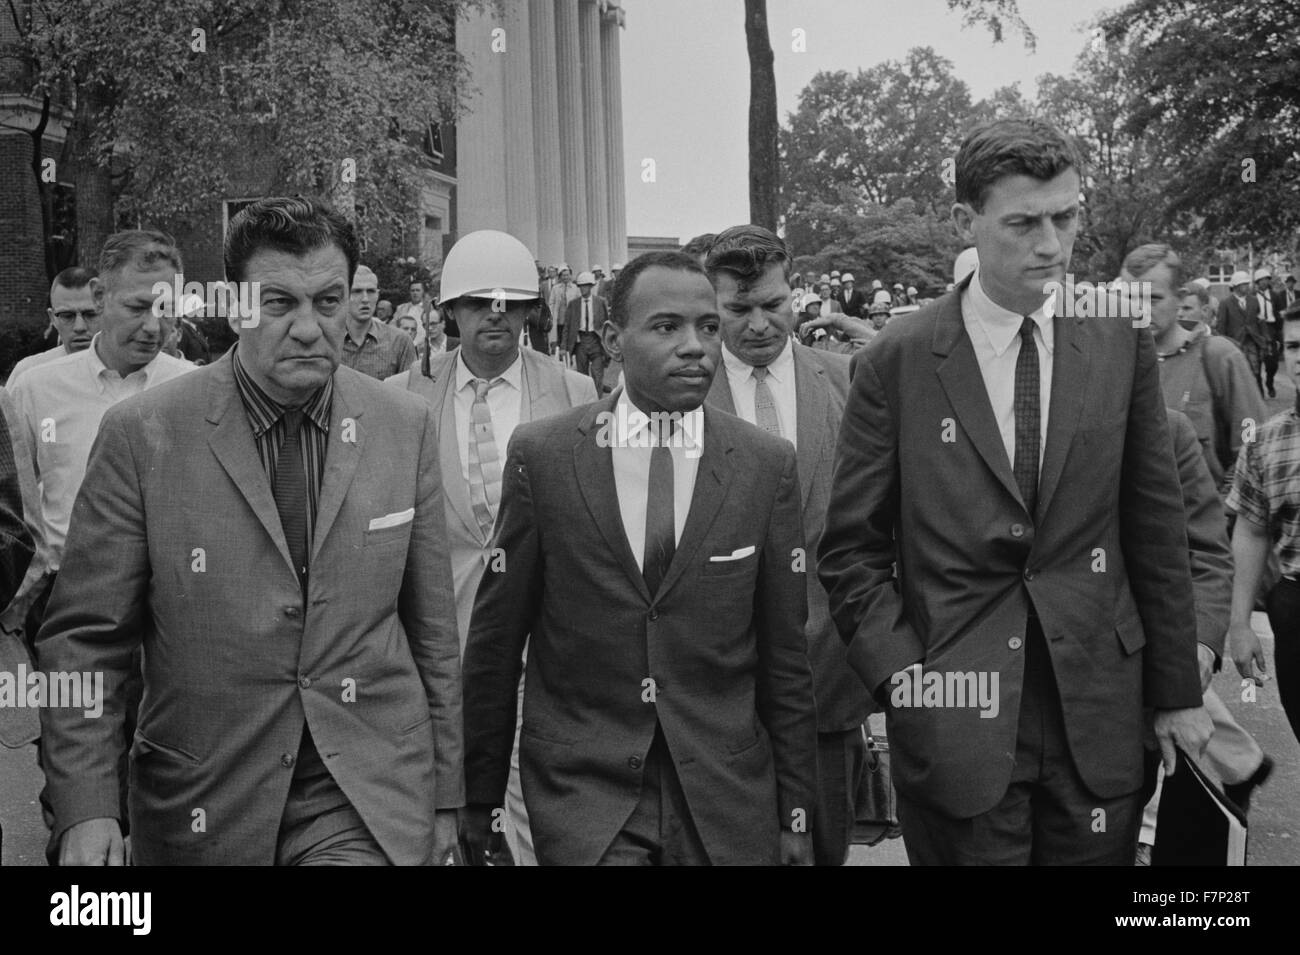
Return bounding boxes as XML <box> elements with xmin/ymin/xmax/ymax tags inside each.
<box><xmin>7</xmin><ymin>268</ymin><xmax>101</xmax><ymax>386</ymax></box>
<box><xmin>461</xmin><ymin>250</ymin><xmax>817</xmax><ymax>865</ymax></box>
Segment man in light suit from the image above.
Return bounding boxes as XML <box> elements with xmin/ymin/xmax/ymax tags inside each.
<box><xmin>819</xmin><ymin>118</ymin><xmax>1210</xmax><ymax>864</ymax></box>
<box><xmin>461</xmin><ymin>251</ymin><xmax>818</xmax><ymax>865</ymax></box>
<box><xmin>565</xmin><ymin>271</ymin><xmax>610</xmax><ymax>394</ymax></box>
<box><xmin>38</xmin><ymin>197</ymin><xmax>464</xmax><ymax>866</ymax></box>
<box><xmin>387</xmin><ymin>229</ymin><xmax>596</xmax><ymax>864</ymax></box>
<box><xmin>703</xmin><ymin>225</ymin><xmax>870</xmax><ymax>866</ymax></box>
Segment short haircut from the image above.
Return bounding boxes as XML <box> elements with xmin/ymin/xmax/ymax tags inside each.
<box><xmin>608</xmin><ymin>251</ymin><xmax>708</xmax><ymax>329</ymax></box>
<box><xmin>1179</xmin><ymin>285</ymin><xmax>1212</xmax><ymax>308</ymax></box>
<box><xmin>1121</xmin><ymin>243</ymin><xmax>1185</xmax><ymax>292</ymax></box>
<box><xmin>224</xmin><ymin>196</ymin><xmax>358</xmax><ymax>286</ymax></box>
<box><xmin>704</xmin><ymin>224</ymin><xmax>792</xmax><ymax>291</ymax></box>
<box><xmin>680</xmin><ymin>233</ymin><xmax>717</xmax><ymax>259</ymax></box>
<box><xmin>50</xmin><ymin>266</ymin><xmax>97</xmax><ymax>299</ymax></box>
<box><xmin>955</xmin><ymin>118</ymin><xmax>1084</xmax><ymax>212</ymax></box>
<box><xmin>97</xmin><ymin>230</ymin><xmax>183</xmax><ymax>289</ymax></box>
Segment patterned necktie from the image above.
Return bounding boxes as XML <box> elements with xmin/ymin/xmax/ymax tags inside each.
<box><xmin>1014</xmin><ymin>317</ymin><xmax>1040</xmax><ymax>516</ymax></box>
<box><xmin>753</xmin><ymin>365</ymin><xmax>782</xmax><ymax>437</ymax></box>
<box><xmin>273</xmin><ymin>408</ymin><xmax>309</xmax><ymax>588</ymax></box>
<box><xmin>643</xmin><ymin>421</ymin><xmax>675</xmax><ymax>597</ymax></box>
<box><xmin>467</xmin><ymin>378</ymin><xmax>503</xmax><ymax>539</ymax></box>
<box><xmin>582</xmin><ymin>299</ymin><xmax>591</xmax><ymax>332</ymax></box>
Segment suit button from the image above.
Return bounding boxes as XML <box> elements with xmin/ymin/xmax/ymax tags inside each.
<box><xmin>628</xmin><ymin>755</ymin><xmax>642</xmax><ymax>769</ymax></box>
<box><xmin>298</xmin><ymin>676</ymin><xmax>311</xmax><ymax>689</ymax></box>
<box><xmin>1010</xmin><ymin>523</ymin><xmax>1025</xmax><ymax>538</ymax></box>
<box><xmin>1009</xmin><ymin>636</ymin><xmax>1023</xmax><ymax>650</ymax></box>
<box><xmin>1023</xmin><ymin>568</ymin><xmax>1036</xmax><ymax>581</ymax></box>
<box><xmin>284</xmin><ymin>606</ymin><xmax>302</xmax><ymax>618</ymax></box>
<box><xmin>648</xmin><ymin>609</ymin><xmax>659</xmax><ymax>621</ymax></box>
<box><xmin>281</xmin><ymin>753</ymin><xmax>296</xmax><ymax>768</ymax></box>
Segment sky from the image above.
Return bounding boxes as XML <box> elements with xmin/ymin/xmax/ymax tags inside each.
<box><xmin>619</xmin><ymin>0</ymin><xmax>1123</xmax><ymax>241</ymax></box>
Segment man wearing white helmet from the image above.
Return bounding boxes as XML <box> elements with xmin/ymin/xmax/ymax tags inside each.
<box><xmin>387</xmin><ymin>229</ymin><xmax>596</xmax><ymax>865</ymax></box>
<box><xmin>837</xmin><ymin>273</ymin><xmax>866</xmax><ymax>318</ymax></box>
<box><xmin>1253</xmin><ymin>268</ymin><xmax>1279</xmax><ymax>396</ymax></box>
<box><xmin>548</xmin><ymin>265</ymin><xmax>579</xmax><ymax>348</ymax></box>
<box><xmin>1217</xmin><ymin>270</ymin><xmax>1266</xmax><ymax>395</ymax></box>
<box><xmin>564</xmin><ymin>271</ymin><xmax>611</xmax><ymax>393</ymax></box>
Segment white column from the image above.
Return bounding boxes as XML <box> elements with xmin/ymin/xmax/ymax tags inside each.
<box><xmin>554</xmin><ymin>0</ymin><xmax>589</xmax><ymax>270</ymax></box>
<box><xmin>502</xmin><ymin>0</ymin><xmax>538</xmax><ymax>254</ymax></box>
<box><xmin>456</xmin><ymin>5</ymin><xmax>508</xmax><ymax>234</ymax></box>
<box><xmin>530</xmin><ymin>0</ymin><xmax>565</xmax><ymax>266</ymax></box>
<box><xmin>601</xmin><ymin>4</ymin><xmax>628</xmax><ymax>267</ymax></box>
<box><xmin>579</xmin><ymin>0</ymin><xmax>610</xmax><ymax>273</ymax></box>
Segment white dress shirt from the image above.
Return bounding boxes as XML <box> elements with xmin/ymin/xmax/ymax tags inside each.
<box><xmin>7</xmin><ymin>344</ymin><xmax>69</xmax><ymax>388</ymax></box>
<box><xmin>961</xmin><ymin>270</ymin><xmax>1053</xmax><ymax>473</ymax></box>
<box><xmin>611</xmin><ymin>388</ymin><xmax>704</xmax><ymax>572</ymax></box>
<box><xmin>9</xmin><ymin>335</ymin><xmax>194</xmax><ymax>568</ymax></box>
<box><xmin>578</xmin><ymin>296</ymin><xmax>595</xmax><ymax>333</ymax></box>
<box><xmin>1258</xmin><ymin>291</ymin><xmax>1275</xmax><ymax>324</ymax></box>
<box><xmin>721</xmin><ymin>339</ymin><xmax>798</xmax><ymax>450</ymax></box>
<box><xmin>452</xmin><ymin>350</ymin><xmax>525</xmax><ymax>485</ymax></box>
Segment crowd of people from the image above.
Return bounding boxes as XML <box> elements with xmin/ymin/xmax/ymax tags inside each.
<box><xmin>0</xmin><ymin>116</ymin><xmax>1294</xmax><ymax>867</ymax></box>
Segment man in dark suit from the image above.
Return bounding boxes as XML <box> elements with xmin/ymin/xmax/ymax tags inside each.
<box><xmin>838</xmin><ymin>273</ymin><xmax>867</xmax><ymax>318</ymax></box>
<box><xmin>1218</xmin><ymin>271</ymin><xmax>1266</xmax><ymax>394</ymax></box>
<box><xmin>461</xmin><ymin>251</ymin><xmax>818</xmax><ymax>865</ymax></box>
<box><xmin>37</xmin><ymin>197</ymin><xmax>464</xmax><ymax>865</ymax></box>
<box><xmin>818</xmin><ymin>118</ymin><xmax>1211</xmax><ymax>865</ymax></box>
<box><xmin>1275</xmin><ymin>273</ymin><xmax>1297</xmax><ymax>317</ymax></box>
<box><xmin>703</xmin><ymin>225</ymin><xmax>870</xmax><ymax>866</ymax></box>
<box><xmin>564</xmin><ymin>270</ymin><xmax>610</xmax><ymax>394</ymax></box>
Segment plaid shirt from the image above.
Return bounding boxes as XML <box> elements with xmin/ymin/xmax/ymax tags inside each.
<box><xmin>340</xmin><ymin>318</ymin><xmax>417</xmax><ymax>381</ymax></box>
<box><xmin>1226</xmin><ymin>400</ymin><xmax>1300</xmax><ymax>577</ymax></box>
<box><xmin>232</xmin><ymin>351</ymin><xmax>332</xmax><ymax>550</ymax></box>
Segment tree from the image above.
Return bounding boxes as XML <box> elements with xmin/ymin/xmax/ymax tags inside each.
<box><xmin>744</xmin><ymin>0</ymin><xmax>779</xmax><ymax>231</ymax></box>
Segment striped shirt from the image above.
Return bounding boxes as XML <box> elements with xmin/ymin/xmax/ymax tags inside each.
<box><xmin>231</xmin><ymin>351</ymin><xmax>332</xmax><ymax>550</ymax></box>
<box><xmin>340</xmin><ymin>318</ymin><xmax>417</xmax><ymax>381</ymax></box>
<box><xmin>1226</xmin><ymin>402</ymin><xmax>1300</xmax><ymax>577</ymax></box>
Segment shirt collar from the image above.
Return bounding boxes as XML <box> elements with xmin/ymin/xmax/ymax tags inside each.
<box><xmin>722</xmin><ymin>338</ymin><xmax>794</xmax><ymax>382</ymax></box>
<box><xmin>613</xmin><ymin>387</ymin><xmax>704</xmax><ymax>453</ymax></box>
<box><xmin>346</xmin><ymin>318</ymin><xmax>381</xmax><ymax>346</ymax></box>
<box><xmin>232</xmin><ymin>349</ymin><xmax>333</xmax><ymax>438</ymax></box>
<box><xmin>966</xmin><ymin>269</ymin><xmax>1055</xmax><ymax>358</ymax></box>
<box><xmin>86</xmin><ymin>332</ymin><xmax>166</xmax><ymax>389</ymax></box>
<box><xmin>455</xmin><ymin>349</ymin><xmax>523</xmax><ymax>393</ymax></box>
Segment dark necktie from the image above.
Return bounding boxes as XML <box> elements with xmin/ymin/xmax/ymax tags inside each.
<box><xmin>273</xmin><ymin>408</ymin><xmax>309</xmax><ymax>589</ymax></box>
<box><xmin>642</xmin><ymin>424</ymin><xmax>675</xmax><ymax>597</ymax></box>
<box><xmin>1013</xmin><ymin>317</ymin><xmax>1040</xmax><ymax>516</ymax></box>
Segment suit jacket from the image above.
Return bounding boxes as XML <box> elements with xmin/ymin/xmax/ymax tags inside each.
<box><xmin>387</xmin><ymin>347</ymin><xmax>598</xmax><ymax>646</ymax></box>
<box><xmin>462</xmin><ymin>395</ymin><xmax>818</xmax><ymax>864</ymax></box>
<box><xmin>563</xmin><ymin>295</ymin><xmax>609</xmax><ymax>353</ymax></box>
<box><xmin>707</xmin><ymin>343</ymin><xmax>870</xmax><ymax>732</ymax></box>
<box><xmin>818</xmin><ymin>277</ymin><xmax>1201</xmax><ymax>819</ymax></box>
<box><xmin>1218</xmin><ymin>294</ymin><xmax>1265</xmax><ymax>348</ymax></box>
<box><xmin>839</xmin><ymin>288</ymin><xmax>867</xmax><ymax>318</ymax></box>
<box><xmin>36</xmin><ymin>353</ymin><xmax>464</xmax><ymax>864</ymax></box>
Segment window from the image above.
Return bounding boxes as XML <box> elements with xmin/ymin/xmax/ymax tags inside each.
<box><xmin>425</xmin><ymin>215</ymin><xmax>442</xmax><ymax>232</ymax></box>
<box><xmin>422</xmin><ymin>122</ymin><xmax>444</xmax><ymax>160</ymax></box>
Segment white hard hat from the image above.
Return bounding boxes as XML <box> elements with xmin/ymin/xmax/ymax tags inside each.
<box><xmin>593</xmin><ymin>265</ymin><xmax>605</xmax><ymax>274</ymax></box>
<box><xmin>873</xmin><ymin>289</ymin><xmax>893</xmax><ymax>306</ymax></box>
<box><xmin>439</xmin><ymin>230</ymin><xmax>540</xmax><ymax>304</ymax></box>
<box><xmin>576</xmin><ymin>271</ymin><xmax>596</xmax><ymax>286</ymax></box>
<box><xmin>1229</xmin><ymin>270</ymin><xmax>1252</xmax><ymax>288</ymax></box>
<box><xmin>801</xmin><ymin>292</ymin><xmax>824</xmax><ymax>311</ymax></box>
<box><xmin>830</xmin><ymin>278</ymin><xmax>841</xmax><ymax>287</ymax></box>
<box><xmin>1253</xmin><ymin>267</ymin><xmax>1271</xmax><ymax>281</ymax></box>
<box><xmin>1191</xmin><ymin>277</ymin><xmax>1212</xmax><ymax>290</ymax></box>
<box><xmin>819</xmin><ymin>273</ymin><xmax>831</xmax><ymax>284</ymax></box>
<box><xmin>842</xmin><ymin>272</ymin><xmax>855</xmax><ymax>283</ymax></box>
<box><xmin>830</xmin><ymin>270</ymin><xmax>841</xmax><ymax>278</ymax></box>
<box><xmin>612</xmin><ymin>262</ymin><xmax>624</xmax><ymax>271</ymax></box>
<box><xmin>907</xmin><ymin>286</ymin><xmax>918</xmax><ymax>295</ymax></box>
<box><xmin>954</xmin><ymin>247</ymin><xmax>979</xmax><ymax>285</ymax></box>
<box><xmin>871</xmin><ymin>279</ymin><xmax>882</xmax><ymax>290</ymax></box>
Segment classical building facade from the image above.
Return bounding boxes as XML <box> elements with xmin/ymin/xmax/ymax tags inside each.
<box><xmin>455</xmin><ymin>0</ymin><xmax>628</xmax><ymax>272</ymax></box>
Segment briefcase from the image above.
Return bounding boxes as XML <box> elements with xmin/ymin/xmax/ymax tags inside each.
<box><xmin>1152</xmin><ymin>747</ymin><xmax>1248</xmax><ymax>866</ymax></box>
<box><xmin>852</xmin><ymin>716</ymin><xmax>901</xmax><ymax>846</ymax></box>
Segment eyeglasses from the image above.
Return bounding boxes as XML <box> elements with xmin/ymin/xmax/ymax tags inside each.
<box><xmin>52</xmin><ymin>309</ymin><xmax>100</xmax><ymax>322</ymax></box>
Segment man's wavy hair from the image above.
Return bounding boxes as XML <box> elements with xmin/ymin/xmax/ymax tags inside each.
<box><xmin>224</xmin><ymin>196</ymin><xmax>358</xmax><ymax>286</ymax></box>
<box><xmin>704</xmin><ymin>224</ymin><xmax>792</xmax><ymax>293</ymax></box>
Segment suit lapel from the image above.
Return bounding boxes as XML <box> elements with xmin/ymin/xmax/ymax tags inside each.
<box><xmin>792</xmin><ymin>346</ymin><xmax>826</xmax><ymax>511</ymax></box>
<box><xmin>705</xmin><ymin>365</ymin><xmax>737</xmax><ymax>415</ymax></box>
<box><xmin>520</xmin><ymin>348</ymin><xmax>564</xmax><ymax>423</ymax></box>
<box><xmin>573</xmin><ymin>396</ymin><xmax>650</xmax><ymax>603</ymax></box>
<box><xmin>204</xmin><ymin>356</ymin><xmax>295</xmax><ymax>576</ymax></box>
<box><xmin>932</xmin><ymin>293</ymin><xmax>1023</xmax><ymax>507</ymax></box>
<box><xmin>309</xmin><ymin>371</ymin><xmax>366</xmax><ymax>562</ymax></box>
<box><xmin>1035</xmin><ymin>312</ymin><xmax>1090</xmax><ymax>523</ymax></box>
<box><xmin>418</xmin><ymin>351</ymin><xmax>481</xmax><ymax>543</ymax></box>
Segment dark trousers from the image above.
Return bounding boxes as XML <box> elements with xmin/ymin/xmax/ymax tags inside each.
<box><xmin>573</xmin><ymin>332</ymin><xmax>607</xmax><ymax>395</ymax></box>
<box><xmin>813</xmin><ymin>727</ymin><xmax>867</xmax><ymax>865</ymax></box>
<box><xmin>596</xmin><ymin>725</ymin><xmax>710</xmax><ymax>865</ymax></box>
<box><xmin>896</xmin><ymin>616</ymin><xmax>1141</xmax><ymax>865</ymax></box>
<box><xmin>1262</xmin><ymin>338</ymin><xmax>1279</xmax><ymax>393</ymax></box>
<box><xmin>1266</xmin><ymin>578</ymin><xmax>1300</xmax><ymax>743</ymax></box>
<box><xmin>1241</xmin><ymin>339</ymin><xmax>1263</xmax><ymax>395</ymax></box>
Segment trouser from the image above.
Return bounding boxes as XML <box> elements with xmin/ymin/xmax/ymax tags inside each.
<box><xmin>273</xmin><ymin>726</ymin><xmax>389</xmax><ymax>865</ymax></box>
<box><xmin>1241</xmin><ymin>339</ymin><xmax>1263</xmax><ymax>395</ymax></box>
<box><xmin>596</xmin><ymin>725</ymin><xmax>710</xmax><ymax>865</ymax></box>
<box><xmin>573</xmin><ymin>332</ymin><xmax>607</xmax><ymax>394</ymax></box>
<box><xmin>813</xmin><ymin>727</ymin><xmax>867</xmax><ymax>865</ymax></box>
<box><xmin>1262</xmin><ymin>337</ymin><xmax>1278</xmax><ymax>392</ymax></box>
<box><xmin>896</xmin><ymin>615</ymin><xmax>1141</xmax><ymax>865</ymax></box>
<box><xmin>1266</xmin><ymin>577</ymin><xmax>1300</xmax><ymax>742</ymax></box>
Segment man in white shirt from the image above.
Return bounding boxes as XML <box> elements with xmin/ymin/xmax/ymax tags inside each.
<box><xmin>8</xmin><ymin>267</ymin><xmax>102</xmax><ymax>387</ymax></box>
<box><xmin>548</xmin><ymin>265</ymin><xmax>580</xmax><ymax>345</ymax></box>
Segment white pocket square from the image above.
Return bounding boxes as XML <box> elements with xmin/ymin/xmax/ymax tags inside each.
<box><xmin>709</xmin><ymin>545</ymin><xmax>756</xmax><ymax>562</ymax></box>
<box><xmin>368</xmin><ymin>508</ymin><xmax>415</xmax><ymax>531</ymax></box>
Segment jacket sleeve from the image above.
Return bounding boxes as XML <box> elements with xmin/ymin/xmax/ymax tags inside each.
<box><xmin>1169</xmin><ymin>411</ymin><xmax>1231</xmax><ymax>659</ymax></box>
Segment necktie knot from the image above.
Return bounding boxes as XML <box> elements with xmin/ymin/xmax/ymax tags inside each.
<box><xmin>1020</xmin><ymin>316</ymin><xmax>1036</xmax><ymax>341</ymax></box>
<box><xmin>753</xmin><ymin>365</ymin><xmax>770</xmax><ymax>382</ymax></box>
<box><xmin>472</xmin><ymin>378</ymin><xmax>499</xmax><ymax>400</ymax></box>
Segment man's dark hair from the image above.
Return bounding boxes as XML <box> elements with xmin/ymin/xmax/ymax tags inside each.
<box><xmin>680</xmin><ymin>233</ymin><xmax>717</xmax><ymax>260</ymax></box>
<box><xmin>50</xmin><ymin>266</ymin><xmax>97</xmax><ymax>300</ymax></box>
<box><xmin>609</xmin><ymin>251</ymin><xmax>708</xmax><ymax>329</ymax></box>
<box><xmin>224</xmin><ymin>196</ymin><xmax>359</xmax><ymax>286</ymax></box>
<box><xmin>704</xmin><ymin>224</ymin><xmax>792</xmax><ymax>291</ymax></box>
<box><xmin>1121</xmin><ymin>243</ymin><xmax>1185</xmax><ymax>292</ymax></box>
<box><xmin>955</xmin><ymin>118</ymin><xmax>1085</xmax><ymax>212</ymax></box>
